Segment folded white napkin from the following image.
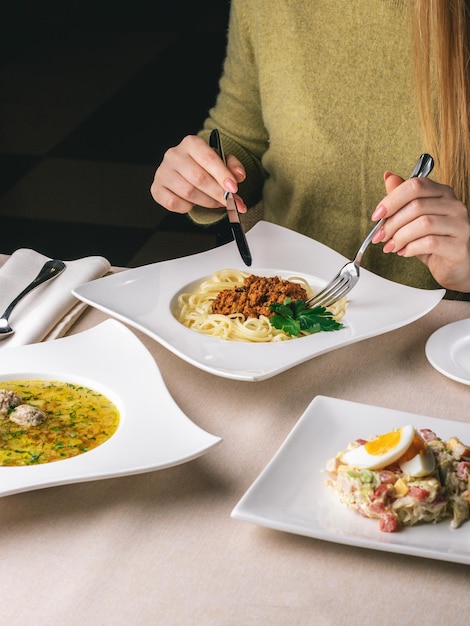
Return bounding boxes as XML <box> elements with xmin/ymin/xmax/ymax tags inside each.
<box><xmin>0</xmin><ymin>249</ymin><xmax>111</xmax><ymax>348</ymax></box>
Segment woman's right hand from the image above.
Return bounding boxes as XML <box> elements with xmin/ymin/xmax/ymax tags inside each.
<box><xmin>150</xmin><ymin>135</ymin><xmax>247</xmax><ymax>214</ymax></box>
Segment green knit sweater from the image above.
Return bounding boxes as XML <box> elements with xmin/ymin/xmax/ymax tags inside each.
<box><xmin>192</xmin><ymin>0</ymin><xmax>440</xmax><ymax>290</ymax></box>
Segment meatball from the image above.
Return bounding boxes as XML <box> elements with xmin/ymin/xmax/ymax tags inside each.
<box><xmin>0</xmin><ymin>389</ymin><xmax>21</xmax><ymax>416</ymax></box>
<box><xmin>9</xmin><ymin>404</ymin><xmax>46</xmax><ymax>427</ymax></box>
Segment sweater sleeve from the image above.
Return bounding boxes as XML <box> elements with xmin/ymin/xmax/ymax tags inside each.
<box><xmin>190</xmin><ymin>0</ymin><xmax>268</xmax><ymax>225</ymax></box>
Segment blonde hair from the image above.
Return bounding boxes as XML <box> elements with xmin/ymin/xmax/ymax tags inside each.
<box><xmin>412</xmin><ymin>0</ymin><xmax>470</xmax><ymax>204</ymax></box>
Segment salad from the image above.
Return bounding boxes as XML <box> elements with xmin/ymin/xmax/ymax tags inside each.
<box><xmin>324</xmin><ymin>425</ymin><xmax>470</xmax><ymax>532</ymax></box>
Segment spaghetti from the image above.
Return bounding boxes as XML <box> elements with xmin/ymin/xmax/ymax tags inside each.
<box><xmin>176</xmin><ymin>269</ymin><xmax>347</xmax><ymax>342</ymax></box>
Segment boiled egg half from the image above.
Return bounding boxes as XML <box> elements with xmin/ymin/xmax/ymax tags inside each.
<box><xmin>397</xmin><ymin>430</ymin><xmax>435</xmax><ymax>477</ymax></box>
<box><xmin>342</xmin><ymin>425</ymin><xmax>416</xmax><ymax>470</ymax></box>
<box><xmin>341</xmin><ymin>425</ymin><xmax>435</xmax><ymax>477</ymax></box>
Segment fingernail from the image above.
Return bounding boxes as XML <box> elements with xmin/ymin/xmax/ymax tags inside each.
<box><xmin>371</xmin><ymin>227</ymin><xmax>385</xmax><ymax>244</ymax></box>
<box><xmin>224</xmin><ymin>178</ymin><xmax>237</xmax><ymax>193</ymax></box>
<box><xmin>371</xmin><ymin>204</ymin><xmax>387</xmax><ymax>221</ymax></box>
<box><xmin>383</xmin><ymin>240</ymin><xmax>395</xmax><ymax>253</ymax></box>
<box><xmin>234</xmin><ymin>167</ymin><xmax>246</xmax><ymax>180</ymax></box>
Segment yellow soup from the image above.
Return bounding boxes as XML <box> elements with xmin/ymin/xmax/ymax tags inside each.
<box><xmin>0</xmin><ymin>380</ymin><xmax>120</xmax><ymax>466</ymax></box>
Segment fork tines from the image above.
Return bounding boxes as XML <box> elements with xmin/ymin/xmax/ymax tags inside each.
<box><xmin>306</xmin><ymin>273</ymin><xmax>350</xmax><ymax>309</ymax></box>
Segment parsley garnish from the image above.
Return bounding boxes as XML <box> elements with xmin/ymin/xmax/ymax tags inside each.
<box><xmin>269</xmin><ymin>299</ymin><xmax>343</xmax><ymax>336</ymax></box>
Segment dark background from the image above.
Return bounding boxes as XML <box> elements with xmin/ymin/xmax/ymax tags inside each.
<box><xmin>0</xmin><ymin>0</ymin><xmax>232</xmax><ymax>266</ymax></box>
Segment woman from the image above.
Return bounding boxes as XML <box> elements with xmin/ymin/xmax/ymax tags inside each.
<box><xmin>151</xmin><ymin>0</ymin><xmax>470</xmax><ymax>295</ymax></box>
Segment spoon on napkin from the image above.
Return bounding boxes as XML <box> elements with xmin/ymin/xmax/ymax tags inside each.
<box><xmin>0</xmin><ymin>259</ymin><xmax>66</xmax><ymax>338</ymax></box>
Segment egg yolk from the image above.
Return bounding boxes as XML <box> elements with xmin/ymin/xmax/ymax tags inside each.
<box><xmin>364</xmin><ymin>429</ymin><xmax>402</xmax><ymax>456</ymax></box>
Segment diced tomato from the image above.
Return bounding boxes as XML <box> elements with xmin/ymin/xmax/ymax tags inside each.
<box><xmin>371</xmin><ymin>484</ymin><xmax>389</xmax><ymax>500</ymax></box>
<box><xmin>408</xmin><ymin>486</ymin><xmax>430</xmax><ymax>501</ymax></box>
<box><xmin>369</xmin><ymin>501</ymin><xmax>385</xmax><ymax>514</ymax></box>
<box><xmin>379</xmin><ymin>511</ymin><xmax>398</xmax><ymax>532</ymax></box>
<box><xmin>369</xmin><ymin>484</ymin><xmax>390</xmax><ymax>514</ymax></box>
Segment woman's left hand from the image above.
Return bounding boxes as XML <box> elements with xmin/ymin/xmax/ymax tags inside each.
<box><xmin>371</xmin><ymin>171</ymin><xmax>470</xmax><ymax>292</ymax></box>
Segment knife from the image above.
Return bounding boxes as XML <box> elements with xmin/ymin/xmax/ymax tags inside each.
<box><xmin>209</xmin><ymin>129</ymin><xmax>252</xmax><ymax>266</ymax></box>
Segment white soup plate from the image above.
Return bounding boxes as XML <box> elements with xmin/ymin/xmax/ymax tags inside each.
<box><xmin>0</xmin><ymin>320</ymin><xmax>221</xmax><ymax>497</ymax></box>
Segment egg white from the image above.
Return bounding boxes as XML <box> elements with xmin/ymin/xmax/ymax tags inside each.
<box><xmin>399</xmin><ymin>446</ymin><xmax>435</xmax><ymax>477</ymax></box>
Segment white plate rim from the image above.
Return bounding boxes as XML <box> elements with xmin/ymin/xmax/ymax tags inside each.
<box><xmin>73</xmin><ymin>221</ymin><xmax>445</xmax><ymax>381</ymax></box>
<box><xmin>0</xmin><ymin>320</ymin><xmax>221</xmax><ymax>497</ymax></box>
<box><xmin>231</xmin><ymin>395</ymin><xmax>470</xmax><ymax>565</ymax></box>
<box><xmin>425</xmin><ymin>318</ymin><xmax>470</xmax><ymax>385</ymax></box>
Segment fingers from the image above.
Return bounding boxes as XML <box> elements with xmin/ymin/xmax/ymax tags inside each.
<box><xmin>150</xmin><ymin>135</ymin><xmax>247</xmax><ymax>214</ymax></box>
<box><xmin>386</xmin><ymin>214</ymin><xmax>456</xmax><ymax>257</ymax></box>
<box><xmin>226</xmin><ymin>154</ymin><xmax>246</xmax><ymax>185</ymax></box>
<box><xmin>372</xmin><ymin>176</ymin><xmax>437</xmax><ymax>221</ymax></box>
<box><xmin>393</xmin><ymin>200</ymin><xmax>470</xmax><ymax>259</ymax></box>
<box><xmin>369</xmin><ymin>172</ymin><xmax>470</xmax><ymax>289</ymax></box>
<box><xmin>371</xmin><ymin>177</ymin><xmax>447</xmax><ymax>246</ymax></box>
<box><xmin>383</xmin><ymin>171</ymin><xmax>404</xmax><ymax>194</ymax></box>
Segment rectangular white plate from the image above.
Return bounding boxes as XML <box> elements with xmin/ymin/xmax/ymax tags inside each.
<box><xmin>232</xmin><ymin>396</ymin><xmax>470</xmax><ymax>564</ymax></box>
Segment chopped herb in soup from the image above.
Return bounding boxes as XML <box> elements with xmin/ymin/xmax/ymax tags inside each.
<box><xmin>0</xmin><ymin>380</ymin><xmax>120</xmax><ymax>466</ymax></box>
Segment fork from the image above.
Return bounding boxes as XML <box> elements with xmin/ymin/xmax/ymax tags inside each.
<box><xmin>305</xmin><ymin>153</ymin><xmax>435</xmax><ymax>309</ymax></box>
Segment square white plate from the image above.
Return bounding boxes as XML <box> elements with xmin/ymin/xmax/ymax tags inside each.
<box><xmin>232</xmin><ymin>396</ymin><xmax>470</xmax><ymax>565</ymax></box>
<box><xmin>0</xmin><ymin>320</ymin><xmax>221</xmax><ymax>497</ymax></box>
<box><xmin>73</xmin><ymin>221</ymin><xmax>444</xmax><ymax>381</ymax></box>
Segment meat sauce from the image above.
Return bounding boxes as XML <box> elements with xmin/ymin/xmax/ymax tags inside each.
<box><xmin>211</xmin><ymin>274</ymin><xmax>308</xmax><ymax>318</ymax></box>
